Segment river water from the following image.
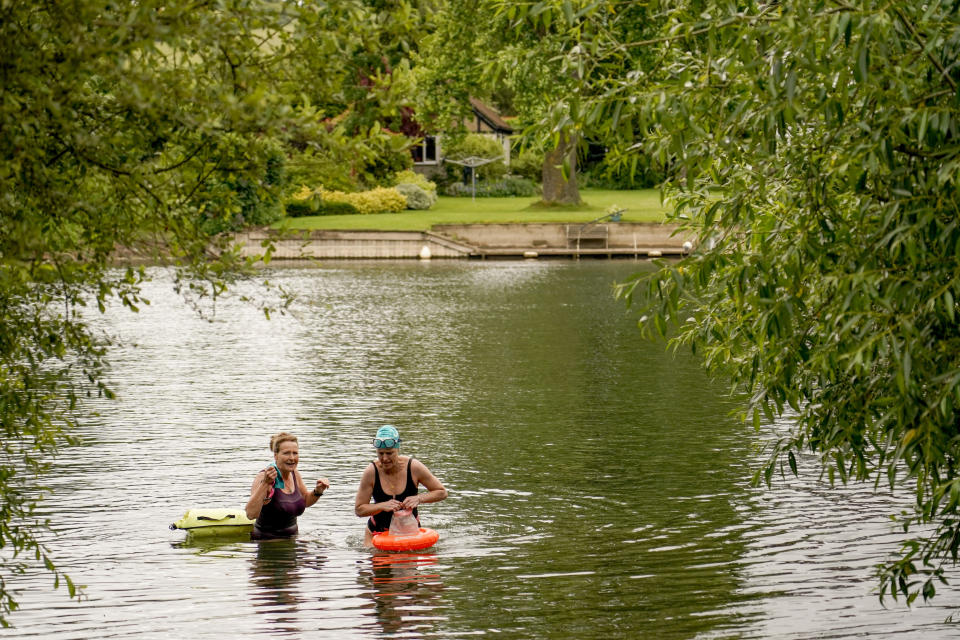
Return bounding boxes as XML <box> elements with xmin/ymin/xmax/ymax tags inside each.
<box><xmin>4</xmin><ymin>260</ymin><xmax>958</xmax><ymax>638</ymax></box>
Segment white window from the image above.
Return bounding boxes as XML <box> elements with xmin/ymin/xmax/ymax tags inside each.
<box><xmin>412</xmin><ymin>136</ymin><xmax>438</xmax><ymax>165</ymax></box>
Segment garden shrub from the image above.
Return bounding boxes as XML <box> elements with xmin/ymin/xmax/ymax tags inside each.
<box><xmin>319</xmin><ymin>201</ymin><xmax>360</xmax><ymax>216</ymax></box>
<box><xmin>318</xmin><ymin>186</ymin><xmax>407</xmax><ymax>214</ymax></box>
<box><xmin>510</xmin><ymin>149</ymin><xmax>543</xmax><ymax>182</ymax></box>
<box><xmin>441</xmin><ymin>176</ymin><xmax>539</xmax><ymax>198</ymax></box>
<box><xmin>285</xmin><ymin>199</ymin><xmax>316</xmax><ymax>217</ymax></box>
<box><xmin>392</xmin><ymin>169</ymin><xmax>437</xmax><ymax>194</ymax></box>
<box><xmin>443</xmin><ymin>134</ymin><xmax>508</xmax><ymax>181</ymax></box>
<box><xmin>395</xmin><ymin>182</ymin><xmax>436</xmax><ymax>209</ymax></box>
<box><xmin>285</xmin><ymin>199</ymin><xmax>358</xmax><ymax>217</ymax></box>
<box><xmin>360</xmin><ymin>140</ymin><xmax>414</xmax><ymax>188</ymax></box>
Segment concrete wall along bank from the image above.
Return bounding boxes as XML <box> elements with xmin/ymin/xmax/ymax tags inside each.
<box><xmin>433</xmin><ymin>223</ymin><xmax>692</xmax><ymax>250</ymax></box>
<box><xmin>234</xmin><ymin>223</ymin><xmax>691</xmax><ymax>260</ymax></box>
<box><xmin>234</xmin><ymin>230</ymin><xmax>469</xmax><ymax>260</ymax></box>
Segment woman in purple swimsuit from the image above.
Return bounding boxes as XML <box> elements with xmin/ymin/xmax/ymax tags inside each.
<box><xmin>354</xmin><ymin>425</ymin><xmax>448</xmax><ymax>546</ymax></box>
<box><xmin>245</xmin><ymin>432</ymin><xmax>331</xmax><ymax>540</ymax></box>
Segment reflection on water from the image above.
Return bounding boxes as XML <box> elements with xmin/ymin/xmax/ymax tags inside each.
<box><xmin>361</xmin><ymin>553</ymin><xmax>444</xmax><ymax>636</ymax></box>
<box><xmin>3</xmin><ymin>261</ymin><xmax>959</xmax><ymax>639</ymax></box>
<box><xmin>250</xmin><ymin>539</ymin><xmax>305</xmax><ymax>629</ymax></box>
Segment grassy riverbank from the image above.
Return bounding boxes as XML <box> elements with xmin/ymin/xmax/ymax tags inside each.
<box><xmin>276</xmin><ymin>188</ymin><xmax>669</xmax><ymax>232</ymax></box>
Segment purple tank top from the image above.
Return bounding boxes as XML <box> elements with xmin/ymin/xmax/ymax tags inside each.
<box><xmin>253</xmin><ymin>476</ymin><xmax>305</xmax><ymax>539</ymax></box>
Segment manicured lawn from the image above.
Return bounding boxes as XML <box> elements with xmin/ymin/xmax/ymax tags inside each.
<box><xmin>276</xmin><ymin>189</ymin><xmax>669</xmax><ymax>232</ymax></box>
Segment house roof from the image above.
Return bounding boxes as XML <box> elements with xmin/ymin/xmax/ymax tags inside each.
<box><xmin>469</xmin><ymin>97</ymin><xmax>513</xmax><ymax>134</ymax></box>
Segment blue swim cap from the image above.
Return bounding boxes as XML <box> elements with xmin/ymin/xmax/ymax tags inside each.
<box><xmin>373</xmin><ymin>425</ymin><xmax>401</xmax><ymax>448</ymax></box>
<box><xmin>376</xmin><ymin>425</ymin><xmax>399</xmax><ymax>440</ymax></box>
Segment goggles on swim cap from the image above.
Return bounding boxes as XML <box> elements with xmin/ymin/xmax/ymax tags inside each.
<box><xmin>374</xmin><ymin>425</ymin><xmax>400</xmax><ymax>449</ymax></box>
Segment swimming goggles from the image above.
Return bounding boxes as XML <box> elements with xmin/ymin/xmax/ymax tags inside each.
<box><xmin>373</xmin><ymin>437</ymin><xmax>401</xmax><ymax>449</ymax></box>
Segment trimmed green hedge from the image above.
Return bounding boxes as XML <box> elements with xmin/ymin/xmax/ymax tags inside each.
<box><xmin>285</xmin><ymin>200</ymin><xmax>359</xmax><ymax>217</ymax></box>
<box><xmin>441</xmin><ymin>176</ymin><xmax>539</xmax><ymax>198</ymax></box>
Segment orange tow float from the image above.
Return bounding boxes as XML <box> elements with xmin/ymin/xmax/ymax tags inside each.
<box><xmin>372</xmin><ymin>527</ymin><xmax>439</xmax><ymax>551</ymax></box>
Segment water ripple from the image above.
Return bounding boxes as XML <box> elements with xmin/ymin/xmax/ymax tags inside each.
<box><xmin>4</xmin><ymin>262</ymin><xmax>957</xmax><ymax>639</ymax></box>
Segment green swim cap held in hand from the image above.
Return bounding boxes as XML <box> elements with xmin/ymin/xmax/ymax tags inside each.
<box><xmin>268</xmin><ymin>462</ymin><xmax>284</xmax><ymax>489</ymax></box>
<box><xmin>374</xmin><ymin>425</ymin><xmax>401</xmax><ymax>449</ymax></box>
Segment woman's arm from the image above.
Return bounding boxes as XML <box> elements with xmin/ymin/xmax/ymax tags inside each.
<box><xmin>401</xmin><ymin>460</ymin><xmax>448</xmax><ymax>509</ymax></box>
<box><xmin>245</xmin><ymin>469</ymin><xmax>274</xmax><ymax>520</ymax></box>
<box><xmin>301</xmin><ymin>472</ymin><xmax>330</xmax><ymax>508</ymax></box>
<box><xmin>355</xmin><ymin>464</ymin><xmax>400</xmax><ymax>517</ymax></box>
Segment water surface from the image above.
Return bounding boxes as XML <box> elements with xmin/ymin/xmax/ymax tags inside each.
<box><xmin>4</xmin><ymin>260</ymin><xmax>957</xmax><ymax>638</ymax></box>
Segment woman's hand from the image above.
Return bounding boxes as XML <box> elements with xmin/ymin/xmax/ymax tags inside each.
<box><xmin>381</xmin><ymin>499</ymin><xmax>402</xmax><ymax>512</ymax></box>
<box><xmin>263</xmin><ymin>466</ymin><xmax>277</xmax><ymax>486</ymax></box>
<box><xmin>400</xmin><ymin>495</ymin><xmax>420</xmax><ymax>510</ymax></box>
<box><xmin>247</xmin><ymin>467</ymin><xmax>275</xmax><ymax>520</ymax></box>
<box><xmin>314</xmin><ymin>477</ymin><xmax>330</xmax><ymax>495</ymax></box>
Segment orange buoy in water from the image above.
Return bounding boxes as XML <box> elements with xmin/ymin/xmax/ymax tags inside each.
<box><xmin>372</xmin><ymin>527</ymin><xmax>439</xmax><ymax>551</ymax></box>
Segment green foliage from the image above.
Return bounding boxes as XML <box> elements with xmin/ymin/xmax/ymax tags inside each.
<box><xmin>442</xmin><ymin>176</ymin><xmax>539</xmax><ymax>198</ymax></box>
<box><xmin>361</xmin><ymin>132</ymin><xmax>416</xmax><ymax>187</ymax></box>
<box><xmin>393</xmin><ymin>169</ymin><xmax>438</xmax><ymax>194</ymax></box>
<box><xmin>444</xmin><ymin>134</ymin><xmax>508</xmax><ymax>180</ymax></box>
<box><xmin>286</xmin><ymin>146</ymin><xmax>362</xmax><ymax>194</ymax></box>
<box><xmin>0</xmin><ymin>0</ymin><xmax>345</xmax><ymax>625</ymax></box>
<box><xmin>395</xmin><ymin>183</ymin><xmax>437</xmax><ymax>209</ymax></box>
<box><xmin>198</xmin><ymin>137</ymin><xmax>290</xmax><ymax>234</ymax></box>
<box><xmin>294</xmin><ymin>1</ymin><xmax>436</xmax><ymax>189</ymax></box>
<box><xmin>287</xmin><ymin>121</ymin><xmax>414</xmax><ymax>193</ymax></box>
<box><xmin>415</xmin><ymin>0</ymin><xmax>595</xmax><ymax>202</ymax></box>
<box><xmin>285</xmin><ymin>200</ymin><xmax>359</xmax><ymax>217</ymax></box>
<box><xmin>318</xmin><ymin>186</ymin><xmax>407</xmax><ymax>214</ymax></box>
<box><xmin>581</xmin><ymin>161</ymin><xmax>661</xmax><ymax>190</ymax></box>
<box><xmin>566</xmin><ymin>0</ymin><xmax>960</xmax><ymax>603</ymax></box>
<box><xmin>510</xmin><ymin>149</ymin><xmax>544</xmax><ymax>182</ymax></box>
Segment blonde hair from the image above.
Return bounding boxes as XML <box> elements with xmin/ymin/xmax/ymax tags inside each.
<box><xmin>270</xmin><ymin>432</ymin><xmax>298</xmax><ymax>454</ymax></box>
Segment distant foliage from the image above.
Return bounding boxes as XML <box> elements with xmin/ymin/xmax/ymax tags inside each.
<box><xmin>392</xmin><ymin>169</ymin><xmax>438</xmax><ymax>194</ymax></box>
<box><xmin>285</xmin><ymin>200</ymin><xmax>358</xmax><ymax>217</ymax></box>
<box><xmin>360</xmin><ymin>133</ymin><xmax>415</xmax><ymax>188</ymax></box>
<box><xmin>198</xmin><ymin>137</ymin><xmax>290</xmax><ymax>233</ymax></box>
<box><xmin>510</xmin><ymin>149</ymin><xmax>543</xmax><ymax>182</ymax></box>
<box><xmin>443</xmin><ymin>134</ymin><xmax>508</xmax><ymax>181</ymax></box>
<box><xmin>318</xmin><ymin>186</ymin><xmax>407</xmax><ymax>214</ymax></box>
<box><xmin>442</xmin><ymin>176</ymin><xmax>539</xmax><ymax>198</ymax></box>
<box><xmin>394</xmin><ymin>182</ymin><xmax>436</xmax><ymax>209</ymax></box>
<box><xmin>581</xmin><ymin>163</ymin><xmax>662</xmax><ymax>190</ymax></box>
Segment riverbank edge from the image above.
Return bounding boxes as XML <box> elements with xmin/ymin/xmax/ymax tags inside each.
<box><xmin>234</xmin><ymin>222</ymin><xmax>694</xmax><ymax>260</ymax></box>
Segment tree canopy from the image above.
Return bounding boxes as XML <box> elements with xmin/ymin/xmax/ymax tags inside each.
<box><xmin>8</xmin><ymin>0</ymin><xmax>960</xmax><ymax>622</ymax></box>
<box><xmin>0</xmin><ymin>0</ymin><xmax>426</xmax><ymax>625</ymax></box>
<box><xmin>540</xmin><ymin>0</ymin><xmax>960</xmax><ymax>604</ymax></box>
<box><xmin>415</xmin><ymin>0</ymin><xmax>652</xmax><ymax>204</ymax></box>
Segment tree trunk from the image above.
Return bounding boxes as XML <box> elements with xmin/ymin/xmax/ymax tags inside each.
<box><xmin>541</xmin><ymin>133</ymin><xmax>581</xmax><ymax>205</ymax></box>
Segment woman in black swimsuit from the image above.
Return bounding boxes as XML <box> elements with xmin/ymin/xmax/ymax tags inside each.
<box><xmin>245</xmin><ymin>432</ymin><xmax>331</xmax><ymax>540</ymax></box>
<box><xmin>354</xmin><ymin>425</ymin><xmax>448</xmax><ymax>546</ymax></box>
